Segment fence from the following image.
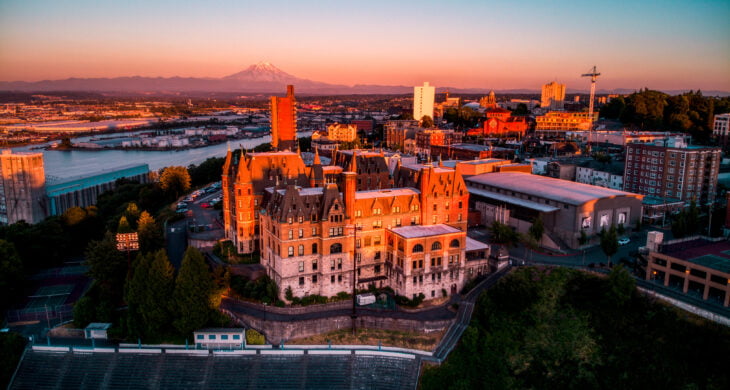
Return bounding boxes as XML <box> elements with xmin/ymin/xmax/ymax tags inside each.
<box><xmin>6</xmin><ymin>304</ymin><xmax>74</xmax><ymax>326</ymax></box>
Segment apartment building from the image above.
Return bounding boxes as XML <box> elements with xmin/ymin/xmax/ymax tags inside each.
<box><xmin>623</xmin><ymin>142</ymin><xmax>721</xmax><ymax>204</ymax></box>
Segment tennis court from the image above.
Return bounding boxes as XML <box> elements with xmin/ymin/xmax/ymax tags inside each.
<box><xmin>25</xmin><ymin>284</ymin><xmax>74</xmax><ymax>310</ymax></box>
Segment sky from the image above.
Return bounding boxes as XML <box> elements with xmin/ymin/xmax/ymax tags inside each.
<box><xmin>1</xmin><ymin>0</ymin><xmax>729</xmax><ymax>91</ymax></box>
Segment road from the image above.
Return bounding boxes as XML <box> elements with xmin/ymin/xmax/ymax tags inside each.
<box><xmin>166</xmin><ymin>187</ymin><xmax>224</xmax><ymax>268</ymax></box>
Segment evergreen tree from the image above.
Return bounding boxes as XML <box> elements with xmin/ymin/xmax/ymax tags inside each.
<box><xmin>137</xmin><ymin>211</ymin><xmax>163</xmax><ymax>253</ymax></box>
<box><xmin>141</xmin><ymin>250</ymin><xmax>175</xmax><ymax>338</ymax></box>
<box><xmin>528</xmin><ymin>216</ymin><xmax>544</xmax><ymax>246</ymax></box>
<box><xmin>0</xmin><ymin>239</ymin><xmax>23</xmax><ymax>312</ymax></box>
<box><xmin>85</xmin><ymin>232</ymin><xmax>127</xmax><ymax>300</ymax></box>
<box><xmin>173</xmin><ymin>247</ymin><xmax>214</xmax><ymax>335</ymax></box>
<box><xmin>117</xmin><ymin>216</ymin><xmax>132</xmax><ymax>233</ymax></box>
<box><xmin>125</xmin><ymin>252</ymin><xmax>152</xmax><ymax>338</ymax></box>
<box><xmin>123</xmin><ymin>202</ymin><xmax>141</xmax><ymax>229</ymax></box>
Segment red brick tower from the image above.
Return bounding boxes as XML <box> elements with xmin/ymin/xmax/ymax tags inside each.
<box><xmin>271</xmin><ymin>85</ymin><xmax>297</xmax><ymax>151</ymax></box>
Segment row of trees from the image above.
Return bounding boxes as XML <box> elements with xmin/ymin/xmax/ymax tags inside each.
<box><xmin>600</xmin><ymin>89</ymin><xmax>730</xmax><ymax>143</ymax></box>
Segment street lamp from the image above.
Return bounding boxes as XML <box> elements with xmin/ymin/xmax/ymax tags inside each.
<box><xmin>351</xmin><ymin>224</ymin><xmax>362</xmax><ymax>335</ymax></box>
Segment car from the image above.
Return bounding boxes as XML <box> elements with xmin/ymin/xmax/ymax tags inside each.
<box><xmin>618</xmin><ymin>237</ymin><xmax>631</xmax><ymax>246</ymax></box>
<box><xmin>176</xmin><ymin>208</ymin><xmax>188</xmax><ymax>214</ymax></box>
<box><xmin>176</xmin><ymin>202</ymin><xmax>187</xmax><ymax>209</ymax></box>
<box><xmin>201</xmin><ymin>202</ymin><xmax>211</xmax><ymax>208</ymax></box>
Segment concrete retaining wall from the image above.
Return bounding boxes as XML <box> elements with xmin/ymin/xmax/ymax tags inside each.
<box><xmin>639</xmin><ymin>287</ymin><xmax>730</xmax><ymax>326</ymax></box>
<box><xmin>222</xmin><ymin>309</ymin><xmax>452</xmax><ymax>343</ymax></box>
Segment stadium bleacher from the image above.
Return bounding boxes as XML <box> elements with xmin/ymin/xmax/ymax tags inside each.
<box><xmin>10</xmin><ymin>349</ymin><xmax>420</xmax><ymax>389</ymax></box>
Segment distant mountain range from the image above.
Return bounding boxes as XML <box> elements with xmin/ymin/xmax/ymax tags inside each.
<box><xmin>1</xmin><ymin>62</ymin><xmax>727</xmax><ymax>96</ymax></box>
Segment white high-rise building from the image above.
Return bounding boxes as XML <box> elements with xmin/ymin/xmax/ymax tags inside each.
<box><xmin>541</xmin><ymin>81</ymin><xmax>566</xmax><ymax>110</ymax></box>
<box><xmin>413</xmin><ymin>82</ymin><xmax>435</xmax><ymax>122</ymax></box>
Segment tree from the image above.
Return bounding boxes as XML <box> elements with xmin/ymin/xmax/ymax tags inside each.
<box><xmin>125</xmin><ymin>253</ymin><xmax>152</xmax><ymax>338</ymax></box>
<box><xmin>73</xmin><ymin>296</ymin><xmax>96</xmax><ymax>328</ymax></box>
<box><xmin>528</xmin><ymin>216</ymin><xmax>544</xmax><ymax>246</ymax></box>
<box><xmin>123</xmin><ymin>202</ymin><xmax>140</xmax><ymax>229</ymax></box>
<box><xmin>141</xmin><ymin>250</ymin><xmax>175</xmax><ymax>338</ymax></box>
<box><xmin>173</xmin><ymin>247</ymin><xmax>214</xmax><ymax>335</ymax></box>
<box><xmin>420</xmin><ymin>115</ymin><xmax>434</xmax><ymax>128</ymax></box>
<box><xmin>600</xmin><ymin>226</ymin><xmax>619</xmax><ymax>266</ymax></box>
<box><xmin>513</xmin><ymin>103</ymin><xmax>529</xmax><ymax>116</ymax></box>
<box><xmin>85</xmin><ymin>232</ymin><xmax>127</xmax><ymax>297</ymax></box>
<box><xmin>0</xmin><ymin>239</ymin><xmax>23</xmax><ymax>312</ymax></box>
<box><xmin>117</xmin><ymin>216</ymin><xmax>132</xmax><ymax>233</ymax></box>
<box><xmin>489</xmin><ymin>221</ymin><xmax>519</xmax><ymax>248</ymax></box>
<box><xmin>137</xmin><ymin>211</ymin><xmax>163</xmax><ymax>253</ymax></box>
<box><xmin>607</xmin><ymin>265</ymin><xmax>636</xmax><ymax>307</ymax></box>
<box><xmin>159</xmin><ymin>166</ymin><xmax>191</xmax><ymax>198</ymax></box>
<box><xmin>253</xmin><ymin>142</ymin><xmax>273</xmax><ymax>152</ymax></box>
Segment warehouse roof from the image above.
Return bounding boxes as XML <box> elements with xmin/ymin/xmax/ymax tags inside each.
<box><xmin>466</xmin><ymin>172</ymin><xmax>641</xmax><ymax>206</ymax></box>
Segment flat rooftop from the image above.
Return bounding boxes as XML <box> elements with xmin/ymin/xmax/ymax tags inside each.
<box><xmin>390</xmin><ymin>224</ymin><xmax>461</xmax><ymax>239</ymax></box>
<box><xmin>466</xmin><ymin>172</ymin><xmax>641</xmax><ymax>206</ymax></box>
<box><xmin>661</xmin><ymin>239</ymin><xmax>730</xmax><ymax>274</ymax></box>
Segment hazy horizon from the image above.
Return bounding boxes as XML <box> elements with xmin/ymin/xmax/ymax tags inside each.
<box><xmin>1</xmin><ymin>0</ymin><xmax>728</xmax><ymax>91</ymax></box>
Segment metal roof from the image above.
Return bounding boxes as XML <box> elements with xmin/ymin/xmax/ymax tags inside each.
<box><xmin>468</xmin><ymin>187</ymin><xmax>560</xmax><ymax>212</ymax></box>
<box><xmin>466</xmin><ymin>172</ymin><xmax>641</xmax><ymax>206</ymax></box>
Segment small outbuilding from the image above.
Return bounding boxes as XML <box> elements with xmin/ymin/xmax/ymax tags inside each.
<box><xmin>84</xmin><ymin>323</ymin><xmax>112</xmax><ymax>340</ymax></box>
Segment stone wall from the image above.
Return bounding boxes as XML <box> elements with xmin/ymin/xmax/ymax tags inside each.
<box><xmin>221</xmin><ymin>308</ymin><xmax>453</xmax><ymax>344</ymax></box>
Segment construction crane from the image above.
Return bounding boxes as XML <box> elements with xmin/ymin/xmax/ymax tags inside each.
<box><xmin>581</xmin><ymin>66</ymin><xmax>601</xmax><ymax>122</ymax></box>
<box><xmin>581</xmin><ymin>66</ymin><xmax>601</xmax><ymax>151</ymax></box>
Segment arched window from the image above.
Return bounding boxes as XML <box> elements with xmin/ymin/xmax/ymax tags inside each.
<box><xmin>450</xmin><ymin>239</ymin><xmax>460</xmax><ymax>248</ymax></box>
<box><xmin>330</xmin><ymin>243</ymin><xmax>343</xmax><ymax>254</ymax></box>
<box><xmin>312</xmin><ymin>243</ymin><xmax>318</xmax><ymax>254</ymax></box>
<box><xmin>431</xmin><ymin>242</ymin><xmax>442</xmax><ymax>251</ymax></box>
<box><xmin>412</xmin><ymin>244</ymin><xmax>424</xmax><ymax>253</ymax></box>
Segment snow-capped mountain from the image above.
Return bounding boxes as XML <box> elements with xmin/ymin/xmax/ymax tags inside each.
<box><xmin>223</xmin><ymin>62</ymin><xmax>300</xmax><ymax>83</ymax></box>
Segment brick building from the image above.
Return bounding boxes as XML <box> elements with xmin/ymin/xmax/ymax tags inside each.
<box><xmin>270</xmin><ymin>85</ymin><xmax>297</xmax><ymax>151</ymax></box>
<box><xmin>384</xmin><ymin>120</ymin><xmax>419</xmax><ymax>149</ymax></box>
<box><xmin>623</xmin><ymin>142</ymin><xmax>721</xmax><ymax>205</ymax></box>
<box><xmin>646</xmin><ymin>237</ymin><xmax>730</xmax><ymax>307</ymax></box>
<box><xmin>258</xmin><ymin>159</ymin><xmax>485</xmax><ymax>301</ymax></box>
<box><xmin>415</xmin><ymin>129</ymin><xmax>463</xmax><ymax>156</ymax></box>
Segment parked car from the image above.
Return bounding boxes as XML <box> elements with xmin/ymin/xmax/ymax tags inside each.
<box><xmin>201</xmin><ymin>202</ymin><xmax>211</xmax><ymax>208</ymax></box>
<box><xmin>618</xmin><ymin>237</ymin><xmax>630</xmax><ymax>246</ymax></box>
<box><xmin>176</xmin><ymin>208</ymin><xmax>188</xmax><ymax>214</ymax></box>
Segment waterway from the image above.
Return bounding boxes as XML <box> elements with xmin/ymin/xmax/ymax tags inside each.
<box><xmin>10</xmin><ymin>131</ymin><xmax>312</xmax><ymax>180</ymax></box>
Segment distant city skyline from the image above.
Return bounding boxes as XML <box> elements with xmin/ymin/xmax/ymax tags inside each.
<box><xmin>1</xmin><ymin>0</ymin><xmax>728</xmax><ymax>91</ymax></box>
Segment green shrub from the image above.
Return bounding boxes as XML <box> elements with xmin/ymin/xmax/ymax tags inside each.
<box><xmin>246</xmin><ymin>329</ymin><xmax>265</xmax><ymax>345</ymax></box>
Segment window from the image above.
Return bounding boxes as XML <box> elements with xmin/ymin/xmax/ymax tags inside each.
<box><xmin>233</xmin><ymin>335</ymin><xmax>240</xmax><ymax>340</ymax></box>
<box><xmin>221</xmin><ymin>335</ymin><xmax>229</xmax><ymax>340</ymax></box>
<box><xmin>364</xmin><ymin>236</ymin><xmax>371</xmax><ymax>246</ymax></box>
<box><xmin>209</xmin><ymin>335</ymin><xmax>216</xmax><ymax>340</ymax></box>
<box><xmin>330</xmin><ymin>260</ymin><xmax>335</xmax><ymax>271</ymax></box>
<box><xmin>288</xmin><ymin>246</ymin><xmax>294</xmax><ymax>257</ymax></box>
<box><xmin>374</xmin><ymin>251</ymin><xmax>381</xmax><ymax>260</ymax></box>
<box><xmin>299</xmin><ymin>261</ymin><xmax>304</xmax><ymax>272</ymax></box>
<box><xmin>312</xmin><ymin>275</ymin><xmax>318</xmax><ymax>283</ymax></box>
<box><xmin>331</xmin><ymin>275</ymin><xmax>335</xmax><ymax>283</ymax></box>
<box><xmin>298</xmin><ymin>245</ymin><xmax>304</xmax><ymax>256</ymax></box>
<box><xmin>432</xmin><ymin>216</ymin><xmax>437</xmax><ymax>224</ymax></box>
<box><xmin>338</xmin><ymin>275</ymin><xmax>342</xmax><ymax>282</ymax></box>
<box><xmin>413</xmin><ymin>260</ymin><xmax>418</xmax><ymax>269</ymax></box>
<box><xmin>197</xmin><ymin>334</ymin><xmax>204</xmax><ymax>340</ymax></box>
<box><xmin>337</xmin><ymin>258</ymin><xmax>342</xmax><ymax>270</ymax></box>
<box><xmin>288</xmin><ymin>230</ymin><xmax>293</xmax><ymax>239</ymax></box>
<box><xmin>413</xmin><ymin>244</ymin><xmax>424</xmax><ymax>253</ymax></box>
<box><xmin>433</xmin><ymin>204</ymin><xmax>437</xmax><ymax>211</ymax></box>
<box><xmin>431</xmin><ymin>242</ymin><xmax>442</xmax><ymax>251</ymax></box>
<box><xmin>312</xmin><ymin>243</ymin><xmax>318</xmax><ymax>254</ymax></box>
<box><xmin>330</xmin><ymin>243</ymin><xmax>343</xmax><ymax>254</ymax></box>
<box><xmin>374</xmin><ymin>236</ymin><xmax>381</xmax><ymax>245</ymax></box>
<box><xmin>299</xmin><ymin>229</ymin><xmax>304</xmax><ymax>238</ymax></box>
<box><xmin>373</xmin><ymin>208</ymin><xmax>381</xmax><ymax>215</ymax></box>
<box><xmin>312</xmin><ymin>227</ymin><xmax>318</xmax><ymax>236</ymax></box>
<box><xmin>355</xmin><ymin>210</ymin><xmax>362</xmax><ymax>217</ymax></box>
<box><xmin>299</xmin><ymin>277</ymin><xmax>304</xmax><ymax>285</ymax></box>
